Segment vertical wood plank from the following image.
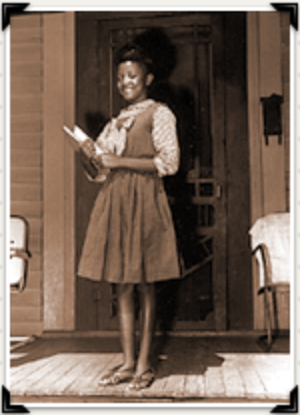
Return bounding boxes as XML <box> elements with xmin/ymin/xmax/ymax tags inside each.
<box><xmin>247</xmin><ymin>12</ymin><xmax>264</xmax><ymax>225</ymax></box>
<box><xmin>43</xmin><ymin>13</ymin><xmax>76</xmax><ymax>331</ymax></box>
<box><xmin>211</xmin><ymin>13</ymin><xmax>227</xmax><ymax>331</ymax></box>
<box><xmin>43</xmin><ymin>13</ymin><xmax>65</xmax><ymax>330</ymax></box>
<box><xmin>225</xmin><ymin>13</ymin><xmax>252</xmax><ymax>330</ymax></box>
<box><xmin>63</xmin><ymin>12</ymin><xmax>76</xmax><ymax>331</ymax></box>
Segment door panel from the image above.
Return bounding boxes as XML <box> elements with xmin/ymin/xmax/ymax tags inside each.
<box><xmin>76</xmin><ymin>13</ymin><xmax>227</xmax><ymax>331</ymax></box>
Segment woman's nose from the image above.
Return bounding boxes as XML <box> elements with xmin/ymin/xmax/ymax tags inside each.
<box><xmin>123</xmin><ymin>75</ymin><xmax>132</xmax><ymax>85</ymax></box>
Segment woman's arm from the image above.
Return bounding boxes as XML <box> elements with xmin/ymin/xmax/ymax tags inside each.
<box><xmin>152</xmin><ymin>105</ymin><xmax>180</xmax><ymax>177</ymax></box>
<box><xmin>97</xmin><ymin>153</ymin><xmax>157</xmax><ymax>173</ymax></box>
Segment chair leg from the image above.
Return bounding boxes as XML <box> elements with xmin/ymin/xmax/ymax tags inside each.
<box><xmin>265</xmin><ymin>288</ymin><xmax>275</xmax><ymax>349</ymax></box>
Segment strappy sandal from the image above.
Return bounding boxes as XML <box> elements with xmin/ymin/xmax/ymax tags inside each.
<box><xmin>98</xmin><ymin>365</ymin><xmax>135</xmax><ymax>386</ymax></box>
<box><xmin>126</xmin><ymin>368</ymin><xmax>155</xmax><ymax>391</ymax></box>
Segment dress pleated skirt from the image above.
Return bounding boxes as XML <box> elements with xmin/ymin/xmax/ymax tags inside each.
<box><xmin>78</xmin><ymin>169</ymin><xmax>181</xmax><ymax>284</ymax></box>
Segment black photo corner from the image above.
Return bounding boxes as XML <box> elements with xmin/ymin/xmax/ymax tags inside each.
<box><xmin>2</xmin><ymin>386</ymin><xmax>29</xmax><ymax>413</ymax></box>
<box><xmin>271</xmin><ymin>3</ymin><xmax>299</xmax><ymax>30</ymax></box>
<box><xmin>270</xmin><ymin>386</ymin><xmax>299</xmax><ymax>413</ymax></box>
<box><xmin>2</xmin><ymin>3</ymin><xmax>30</xmax><ymax>30</ymax></box>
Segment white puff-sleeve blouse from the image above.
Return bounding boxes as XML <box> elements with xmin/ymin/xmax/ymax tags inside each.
<box><xmin>152</xmin><ymin>104</ymin><xmax>179</xmax><ymax>177</ymax></box>
<box><xmin>93</xmin><ymin>100</ymin><xmax>180</xmax><ymax>178</ymax></box>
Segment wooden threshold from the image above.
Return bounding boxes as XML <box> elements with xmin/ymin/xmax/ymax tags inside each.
<box><xmin>40</xmin><ymin>330</ymin><xmax>290</xmax><ymax>339</ymax></box>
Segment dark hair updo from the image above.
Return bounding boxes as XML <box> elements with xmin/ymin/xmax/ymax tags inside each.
<box><xmin>115</xmin><ymin>43</ymin><xmax>154</xmax><ymax>75</ymax></box>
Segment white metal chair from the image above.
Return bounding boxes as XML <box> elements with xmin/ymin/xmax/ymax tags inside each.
<box><xmin>10</xmin><ymin>216</ymin><xmax>30</xmax><ymax>293</ymax></box>
<box><xmin>250</xmin><ymin>213</ymin><xmax>290</xmax><ymax>350</ymax></box>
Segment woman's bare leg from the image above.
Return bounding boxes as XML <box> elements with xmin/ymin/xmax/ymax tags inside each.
<box><xmin>136</xmin><ymin>283</ymin><xmax>156</xmax><ymax>375</ymax></box>
<box><xmin>117</xmin><ymin>283</ymin><xmax>136</xmax><ymax>370</ymax></box>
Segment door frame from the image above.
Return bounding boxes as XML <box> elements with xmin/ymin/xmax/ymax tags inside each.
<box><xmin>78</xmin><ymin>12</ymin><xmax>228</xmax><ymax>331</ymax></box>
<box><xmin>43</xmin><ymin>11</ymin><xmax>229</xmax><ymax>332</ymax></box>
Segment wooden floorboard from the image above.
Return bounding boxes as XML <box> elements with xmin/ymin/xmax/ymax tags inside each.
<box><xmin>47</xmin><ymin>354</ymin><xmax>100</xmax><ymax>395</ymax></box>
<box><xmin>236</xmin><ymin>355</ymin><xmax>268</xmax><ymax>400</ymax></box>
<box><xmin>250</xmin><ymin>355</ymin><xmax>291</xmax><ymax>400</ymax></box>
<box><xmin>15</xmin><ymin>355</ymin><xmax>74</xmax><ymax>396</ymax></box>
<box><xmin>204</xmin><ymin>366</ymin><xmax>226</xmax><ymax>398</ymax></box>
<box><xmin>25</xmin><ymin>356</ymin><xmax>74</xmax><ymax>396</ymax></box>
<box><xmin>11</xmin><ymin>356</ymin><xmax>55</xmax><ymax>388</ymax></box>
<box><xmin>83</xmin><ymin>354</ymin><xmax>123</xmax><ymax>396</ymax></box>
<box><xmin>35</xmin><ymin>354</ymin><xmax>83</xmax><ymax>395</ymax></box>
<box><xmin>159</xmin><ymin>373</ymin><xmax>186</xmax><ymax>398</ymax></box>
<box><xmin>221</xmin><ymin>357</ymin><xmax>245</xmax><ymax>398</ymax></box>
<box><xmin>138</xmin><ymin>370</ymin><xmax>169</xmax><ymax>398</ymax></box>
<box><xmin>9</xmin><ymin>336</ymin><xmax>291</xmax><ymax>403</ymax></box>
<box><xmin>65</xmin><ymin>354</ymin><xmax>118</xmax><ymax>396</ymax></box>
<box><xmin>184</xmin><ymin>375</ymin><xmax>202</xmax><ymax>398</ymax></box>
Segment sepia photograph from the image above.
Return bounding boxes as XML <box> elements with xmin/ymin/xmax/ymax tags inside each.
<box><xmin>8</xmin><ymin>8</ymin><xmax>293</xmax><ymax>406</ymax></box>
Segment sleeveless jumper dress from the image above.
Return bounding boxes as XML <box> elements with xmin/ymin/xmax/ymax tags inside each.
<box><xmin>78</xmin><ymin>103</ymin><xmax>180</xmax><ymax>284</ymax></box>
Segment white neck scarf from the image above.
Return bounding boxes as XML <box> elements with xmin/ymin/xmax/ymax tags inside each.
<box><xmin>103</xmin><ymin>99</ymin><xmax>154</xmax><ymax>156</ymax></box>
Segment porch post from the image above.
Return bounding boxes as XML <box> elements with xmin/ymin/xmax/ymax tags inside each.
<box><xmin>247</xmin><ymin>11</ymin><xmax>286</xmax><ymax>223</ymax></box>
<box><xmin>43</xmin><ymin>12</ymin><xmax>76</xmax><ymax>331</ymax></box>
<box><xmin>247</xmin><ymin>12</ymin><xmax>264</xmax><ymax>224</ymax></box>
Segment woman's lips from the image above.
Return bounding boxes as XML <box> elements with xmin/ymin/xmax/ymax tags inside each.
<box><xmin>123</xmin><ymin>87</ymin><xmax>133</xmax><ymax>93</ymax></box>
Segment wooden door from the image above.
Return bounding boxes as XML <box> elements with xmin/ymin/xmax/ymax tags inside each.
<box><xmin>76</xmin><ymin>13</ymin><xmax>227</xmax><ymax>331</ymax></box>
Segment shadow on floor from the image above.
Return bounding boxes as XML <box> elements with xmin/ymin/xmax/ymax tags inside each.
<box><xmin>11</xmin><ymin>334</ymin><xmax>289</xmax><ymax>378</ymax></box>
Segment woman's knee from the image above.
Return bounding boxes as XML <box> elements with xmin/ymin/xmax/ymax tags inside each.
<box><xmin>139</xmin><ymin>282</ymin><xmax>155</xmax><ymax>296</ymax></box>
<box><xmin>118</xmin><ymin>283</ymin><xmax>134</xmax><ymax>298</ymax></box>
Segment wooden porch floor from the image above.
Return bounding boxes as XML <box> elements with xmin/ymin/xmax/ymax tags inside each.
<box><xmin>10</xmin><ymin>335</ymin><xmax>291</xmax><ymax>404</ymax></box>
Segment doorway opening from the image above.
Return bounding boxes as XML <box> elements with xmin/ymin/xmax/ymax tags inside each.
<box><xmin>75</xmin><ymin>12</ymin><xmax>227</xmax><ymax>332</ymax></box>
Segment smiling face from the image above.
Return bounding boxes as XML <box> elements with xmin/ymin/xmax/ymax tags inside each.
<box><xmin>117</xmin><ymin>61</ymin><xmax>154</xmax><ymax>105</ymax></box>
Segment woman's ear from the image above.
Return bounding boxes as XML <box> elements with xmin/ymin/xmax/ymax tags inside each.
<box><xmin>146</xmin><ymin>73</ymin><xmax>154</xmax><ymax>87</ymax></box>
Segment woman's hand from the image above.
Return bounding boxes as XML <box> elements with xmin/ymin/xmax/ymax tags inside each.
<box><xmin>80</xmin><ymin>138</ymin><xmax>96</xmax><ymax>159</ymax></box>
<box><xmin>93</xmin><ymin>153</ymin><xmax>121</xmax><ymax>170</ymax></box>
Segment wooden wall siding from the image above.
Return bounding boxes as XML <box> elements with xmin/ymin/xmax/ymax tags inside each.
<box><xmin>259</xmin><ymin>13</ymin><xmax>286</xmax><ymax>216</ymax></box>
<box><xmin>10</xmin><ymin>14</ymin><xmax>44</xmax><ymax>336</ymax></box>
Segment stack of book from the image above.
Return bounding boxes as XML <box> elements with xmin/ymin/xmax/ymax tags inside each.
<box><xmin>63</xmin><ymin>125</ymin><xmax>108</xmax><ymax>180</ymax></box>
